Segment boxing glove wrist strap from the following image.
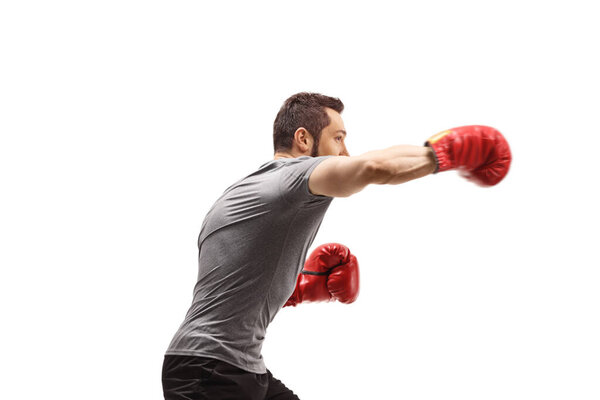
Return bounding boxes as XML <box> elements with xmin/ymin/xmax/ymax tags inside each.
<box><xmin>301</xmin><ymin>264</ymin><xmax>344</xmax><ymax>276</ymax></box>
<box><xmin>424</xmin><ymin>144</ymin><xmax>440</xmax><ymax>173</ymax></box>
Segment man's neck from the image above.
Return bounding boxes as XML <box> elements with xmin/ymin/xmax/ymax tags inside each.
<box><xmin>273</xmin><ymin>150</ymin><xmax>308</xmax><ymax>160</ymax></box>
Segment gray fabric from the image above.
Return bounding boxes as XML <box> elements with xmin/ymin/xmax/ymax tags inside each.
<box><xmin>166</xmin><ymin>156</ymin><xmax>334</xmax><ymax>373</ymax></box>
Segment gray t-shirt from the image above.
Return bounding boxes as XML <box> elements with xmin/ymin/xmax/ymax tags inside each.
<box><xmin>166</xmin><ymin>155</ymin><xmax>334</xmax><ymax>373</ymax></box>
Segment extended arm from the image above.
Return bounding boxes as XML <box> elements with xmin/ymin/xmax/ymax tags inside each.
<box><xmin>309</xmin><ymin>125</ymin><xmax>511</xmax><ymax>198</ymax></box>
<box><xmin>308</xmin><ymin>145</ymin><xmax>436</xmax><ymax>198</ymax></box>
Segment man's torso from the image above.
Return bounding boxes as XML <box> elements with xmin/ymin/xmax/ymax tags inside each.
<box><xmin>165</xmin><ymin>156</ymin><xmax>333</xmax><ymax>373</ymax></box>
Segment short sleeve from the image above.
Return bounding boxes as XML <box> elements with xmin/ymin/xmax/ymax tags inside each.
<box><xmin>278</xmin><ymin>156</ymin><xmax>334</xmax><ymax>206</ymax></box>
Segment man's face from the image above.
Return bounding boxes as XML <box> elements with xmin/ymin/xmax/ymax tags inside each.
<box><xmin>312</xmin><ymin>107</ymin><xmax>349</xmax><ymax>157</ymax></box>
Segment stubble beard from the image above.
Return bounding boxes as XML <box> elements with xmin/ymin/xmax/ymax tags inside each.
<box><xmin>310</xmin><ymin>139</ymin><xmax>320</xmax><ymax>157</ymax></box>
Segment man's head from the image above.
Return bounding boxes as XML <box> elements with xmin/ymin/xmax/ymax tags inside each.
<box><xmin>273</xmin><ymin>92</ymin><xmax>349</xmax><ymax>158</ymax></box>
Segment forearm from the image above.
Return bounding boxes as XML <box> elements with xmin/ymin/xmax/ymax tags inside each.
<box><xmin>361</xmin><ymin>145</ymin><xmax>437</xmax><ymax>185</ymax></box>
<box><xmin>308</xmin><ymin>144</ymin><xmax>437</xmax><ymax>198</ymax></box>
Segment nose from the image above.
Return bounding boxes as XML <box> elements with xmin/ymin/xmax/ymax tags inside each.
<box><xmin>340</xmin><ymin>145</ymin><xmax>349</xmax><ymax>157</ymax></box>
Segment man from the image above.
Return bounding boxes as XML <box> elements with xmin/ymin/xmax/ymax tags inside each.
<box><xmin>162</xmin><ymin>92</ymin><xmax>512</xmax><ymax>399</ymax></box>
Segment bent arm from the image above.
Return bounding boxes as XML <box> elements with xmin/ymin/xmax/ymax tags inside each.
<box><xmin>309</xmin><ymin>145</ymin><xmax>437</xmax><ymax>198</ymax></box>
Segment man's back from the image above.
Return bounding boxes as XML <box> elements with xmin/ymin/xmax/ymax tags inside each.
<box><xmin>165</xmin><ymin>156</ymin><xmax>333</xmax><ymax>374</ymax></box>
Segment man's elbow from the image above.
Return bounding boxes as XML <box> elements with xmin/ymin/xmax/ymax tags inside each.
<box><xmin>313</xmin><ymin>158</ymin><xmax>392</xmax><ymax>198</ymax></box>
<box><xmin>364</xmin><ymin>160</ymin><xmax>393</xmax><ymax>185</ymax></box>
<box><xmin>326</xmin><ymin>160</ymin><xmax>381</xmax><ymax>198</ymax></box>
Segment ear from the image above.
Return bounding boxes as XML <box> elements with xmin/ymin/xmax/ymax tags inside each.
<box><xmin>292</xmin><ymin>128</ymin><xmax>313</xmax><ymax>154</ymax></box>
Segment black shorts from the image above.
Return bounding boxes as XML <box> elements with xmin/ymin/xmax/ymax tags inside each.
<box><xmin>162</xmin><ymin>354</ymin><xmax>300</xmax><ymax>400</ymax></box>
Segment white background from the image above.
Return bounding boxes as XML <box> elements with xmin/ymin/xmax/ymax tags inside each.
<box><xmin>1</xmin><ymin>1</ymin><xmax>599</xmax><ymax>399</ymax></box>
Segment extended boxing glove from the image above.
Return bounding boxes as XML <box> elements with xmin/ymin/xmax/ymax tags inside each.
<box><xmin>284</xmin><ymin>243</ymin><xmax>359</xmax><ymax>307</ymax></box>
<box><xmin>425</xmin><ymin>125</ymin><xmax>512</xmax><ymax>186</ymax></box>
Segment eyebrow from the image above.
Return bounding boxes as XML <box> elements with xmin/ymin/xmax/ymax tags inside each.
<box><xmin>335</xmin><ymin>130</ymin><xmax>347</xmax><ymax>136</ymax></box>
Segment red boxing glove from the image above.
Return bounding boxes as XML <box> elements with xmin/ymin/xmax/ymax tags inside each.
<box><xmin>284</xmin><ymin>243</ymin><xmax>360</xmax><ymax>307</ymax></box>
<box><xmin>425</xmin><ymin>125</ymin><xmax>512</xmax><ymax>186</ymax></box>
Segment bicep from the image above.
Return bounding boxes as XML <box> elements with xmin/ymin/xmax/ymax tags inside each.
<box><xmin>308</xmin><ymin>156</ymin><xmax>375</xmax><ymax>198</ymax></box>
<box><xmin>308</xmin><ymin>146</ymin><xmax>436</xmax><ymax>197</ymax></box>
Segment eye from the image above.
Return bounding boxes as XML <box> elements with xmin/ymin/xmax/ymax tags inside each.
<box><xmin>335</xmin><ymin>136</ymin><xmax>343</xmax><ymax>142</ymax></box>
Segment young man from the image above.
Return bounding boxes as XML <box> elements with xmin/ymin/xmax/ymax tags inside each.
<box><xmin>162</xmin><ymin>92</ymin><xmax>512</xmax><ymax>399</ymax></box>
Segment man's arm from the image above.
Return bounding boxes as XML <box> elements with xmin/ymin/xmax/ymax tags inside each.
<box><xmin>309</xmin><ymin>145</ymin><xmax>436</xmax><ymax>198</ymax></box>
<box><xmin>309</xmin><ymin>125</ymin><xmax>512</xmax><ymax>197</ymax></box>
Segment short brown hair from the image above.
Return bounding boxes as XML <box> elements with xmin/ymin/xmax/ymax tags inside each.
<box><xmin>273</xmin><ymin>92</ymin><xmax>344</xmax><ymax>154</ymax></box>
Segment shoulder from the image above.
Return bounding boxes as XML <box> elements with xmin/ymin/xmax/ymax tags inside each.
<box><xmin>280</xmin><ymin>155</ymin><xmax>333</xmax><ymax>171</ymax></box>
<box><xmin>277</xmin><ymin>156</ymin><xmax>335</xmax><ymax>203</ymax></box>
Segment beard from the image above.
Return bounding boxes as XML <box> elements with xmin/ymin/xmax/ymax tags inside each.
<box><xmin>310</xmin><ymin>138</ymin><xmax>320</xmax><ymax>157</ymax></box>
